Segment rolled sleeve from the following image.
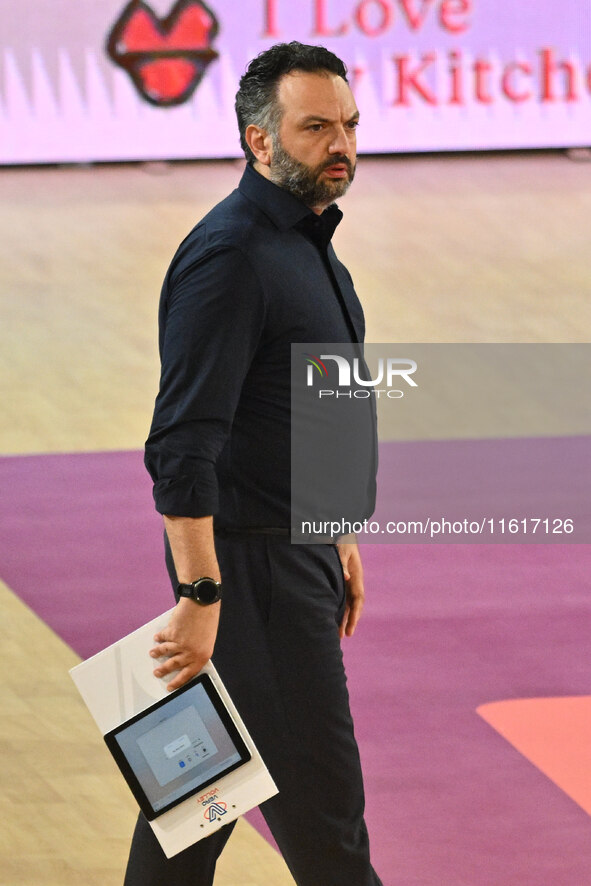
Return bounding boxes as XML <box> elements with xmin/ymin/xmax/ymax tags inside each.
<box><xmin>145</xmin><ymin>245</ymin><xmax>266</xmax><ymax>517</ymax></box>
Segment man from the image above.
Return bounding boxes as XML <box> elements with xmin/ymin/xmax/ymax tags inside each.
<box><xmin>124</xmin><ymin>41</ymin><xmax>383</xmax><ymax>886</ymax></box>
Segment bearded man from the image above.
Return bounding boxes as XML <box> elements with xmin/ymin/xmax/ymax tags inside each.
<box><xmin>125</xmin><ymin>41</ymin><xmax>383</xmax><ymax>886</ymax></box>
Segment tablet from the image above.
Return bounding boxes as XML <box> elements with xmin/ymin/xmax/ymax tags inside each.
<box><xmin>104</xmin><ymin>673</ymin><xmax>251</xmax><ymax>820</ymax></box>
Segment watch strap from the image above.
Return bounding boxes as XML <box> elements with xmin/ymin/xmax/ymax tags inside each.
<box><xmin>177</xmin><ymin>576</ymin><xmax>222</xmax><ymax>605</ymax></box>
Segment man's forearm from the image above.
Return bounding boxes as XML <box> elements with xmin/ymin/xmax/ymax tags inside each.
<box><xmin>163</xmin><ymin>514</ymin><xmax>221</xmax><ymax>583</ymax></box>
<box><xmin>151</xmin><ymin>515</ymin><xmax>222</xmax><ymax>691</ymax></box>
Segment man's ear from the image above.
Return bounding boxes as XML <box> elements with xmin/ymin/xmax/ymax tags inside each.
<box><xmin>245</xmin><ymin>124</ymin><xmax>273</xmax><ymax>167</ymax></box>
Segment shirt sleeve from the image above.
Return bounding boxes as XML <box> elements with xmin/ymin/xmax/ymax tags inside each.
<box><xmin>144</xmin><ymin>245</ymin><xmax>266</xmax><ymax>517</ymax></box>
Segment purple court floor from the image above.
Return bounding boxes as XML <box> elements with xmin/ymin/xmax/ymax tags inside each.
<box><xmin>2</xmin><ymin>449</ymin><xmax>591</xmax><ymax>885</ymax></box>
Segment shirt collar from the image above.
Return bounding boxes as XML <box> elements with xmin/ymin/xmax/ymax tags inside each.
<box><xmin>238</xmin><ymin>162</ymin><xmax>343</xmax><ymax>246</ymax></box>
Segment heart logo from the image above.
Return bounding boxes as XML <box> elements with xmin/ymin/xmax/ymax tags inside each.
<box><xmin>106</xmin><ymin>0</ymin><xmax>220</xmax><ymax>106</ymax></box>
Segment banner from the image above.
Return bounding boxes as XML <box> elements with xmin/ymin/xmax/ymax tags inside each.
<box><xmin>1</xmin><ymin>0</ymin><xmax>590</xmax><ymax>164</ymax></box>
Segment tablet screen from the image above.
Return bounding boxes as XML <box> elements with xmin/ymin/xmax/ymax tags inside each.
<box><xmin>104</xmin><ymin>674</ymin><xmax>251</xmax><ymax>820</ymax></box>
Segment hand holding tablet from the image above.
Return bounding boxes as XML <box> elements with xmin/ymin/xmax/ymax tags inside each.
<box><xmin>70</xmin><ymin>610</ymin><xmax>277</xmax><ymax>856</ymax></box>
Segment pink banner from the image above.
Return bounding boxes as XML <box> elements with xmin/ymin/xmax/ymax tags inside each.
<box><xmin>1</xmin><ymin>0</ymin><xmax>590</xmax><ymax>164</ymax></box>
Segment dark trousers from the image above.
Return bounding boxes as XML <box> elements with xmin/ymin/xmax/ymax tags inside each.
<box><xmin>124</xmin><ymin>535</ymin><xmax>383</xmax><ymax>886</ymax></box>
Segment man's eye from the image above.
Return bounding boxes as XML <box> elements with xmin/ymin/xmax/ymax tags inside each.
<box><xmin>347</xmin><ymin>121</ymin><xmax>359</xmax><ymax>130</ymax></box>
<box><xmin>308</xmin><ymin>123</ymin><xmax>323</xmax><ymax>131</ymax></box>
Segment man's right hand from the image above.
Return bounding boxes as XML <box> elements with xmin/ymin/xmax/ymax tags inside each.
<box><xmin>150</xmin><ymin>596</ymin><xmax>221</xmax><ymax>692</ymax></box>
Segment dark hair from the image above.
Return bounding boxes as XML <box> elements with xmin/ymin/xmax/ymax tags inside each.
<box><xmin>235</xmin><ymin>41</ymin><xmax>349</xmax><ymax>164</ymax></box>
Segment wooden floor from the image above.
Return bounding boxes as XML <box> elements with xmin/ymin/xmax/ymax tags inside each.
<box><xmin>2</xmin><ymin>151</ymin><xmax>590</xmax><ymax>456</ymax></box>
<box><xmin>1</xmin><ymin>150</ymin><xmax>590</xmax><ymax>884</ymax></box>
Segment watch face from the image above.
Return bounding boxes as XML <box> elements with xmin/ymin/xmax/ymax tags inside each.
<box><xmin>195</xmin><ymin>578</ymin><xmax>220</xmax><ymax>604</ymax></box>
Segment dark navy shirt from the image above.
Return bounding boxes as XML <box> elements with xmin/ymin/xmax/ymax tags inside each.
<box><xmin>145</xmin><ymin>163</ymin><xmax>370</xmax><ymax>528</ymax></box>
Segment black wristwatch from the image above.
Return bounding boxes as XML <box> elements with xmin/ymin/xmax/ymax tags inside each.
<box><xmin>176</xmin><ymin>576</ymin><xmax>222</xmax><ymax>605</ymax></box>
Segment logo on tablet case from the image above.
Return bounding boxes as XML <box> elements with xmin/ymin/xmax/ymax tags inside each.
<box><xmin>204</xmin><ymin>801</ymin><xmax>228</xmax><ymax>821</ymax></box>
<box><xmin>106</xmin><ymin>0</ymin><xmax>220</xmax><ymax>106</ymax></box>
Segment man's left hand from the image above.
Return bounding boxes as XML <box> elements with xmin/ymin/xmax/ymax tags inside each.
<box><xmin>336</xmin><ymin>535</ymin><xmax>365</xmax><ymax>639</ymax></box>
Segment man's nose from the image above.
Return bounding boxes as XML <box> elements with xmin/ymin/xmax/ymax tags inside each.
<box><xmin>328</xmin><ymin>125</ymin><xmax>350</xmax><ymax>155</ymax></box>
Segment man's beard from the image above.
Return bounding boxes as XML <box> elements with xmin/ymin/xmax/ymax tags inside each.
<box><xmin>269</xmin><ymin>136</ymin><xmax>356</xmax><ymax>208</ymax></box>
